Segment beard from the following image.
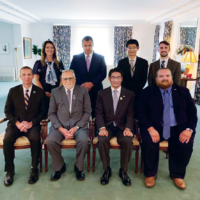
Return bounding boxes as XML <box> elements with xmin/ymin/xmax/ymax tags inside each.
<box><xmin>160</xmin><ymin>52</ymin><xmax>168</xmax><ymax>57</ymax></box>
<box><xmin>157</xmin><ymin>80</ymin><xmax>173</xmax><ymax>89</ymax></box>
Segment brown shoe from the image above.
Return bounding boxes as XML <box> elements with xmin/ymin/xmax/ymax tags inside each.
<box><xmin>172</xmin><ymin>178</ymin><xmax>186</xmax><ymax>189</ymax></box>
<box><xmin>145</xmin><ymin>175</ymin><xmax>157</xmax><ymax>188</ymax></box>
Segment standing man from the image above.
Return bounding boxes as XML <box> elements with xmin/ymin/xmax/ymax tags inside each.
<box><xmin>96</xmin><ymin>68</ymin><xmax>135</xmax><ymax>186</ymax></box>
<box><xmin>137</xmin><ymin>68</ymin><xmax>197</xmax><ymax>189</ymax></box>
<box><xmin>4</xmin><ymin>66</ymin><xmax>47</xmax><ymax>186</ymax></box>
<box><xmin>148</xmin><ymin>41</ymin><xmax>181</xmax><ymax>85</ymax></box>
<box><xmin>70</xmin><ymin>36</ymin><xmax>107</xmax><ymax>118</ymax></box>
<box><xmin>46</xmin><ymin>69</ymin><xmax>91</xmax><ymax>181</ymax></box>
<box><xmin>117</xmin><ymin>39</ymin><xmax>148</xmax><ymax>98</ymax></box>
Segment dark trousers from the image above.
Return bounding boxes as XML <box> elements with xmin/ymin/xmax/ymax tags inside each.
<box><xmin>3</xmin><ymin>124</ymin><xmax>41</xmax><ymax>172</ymax></box>
<box><xmin>89</xmin><ymin>88</ymin><xmax>98</xmax><ymax>119</ymax></box>
<box><xmin>98</xmin><ymin>124</ymin><xmax>133</xmax><ymax>171</ymax></box>
<box><xmin>141</xmin><ymin>126</ymin><xmax>194</xmax><ymax>179</ymax></box>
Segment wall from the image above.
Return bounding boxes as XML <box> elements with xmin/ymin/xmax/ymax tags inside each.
<box><xmin>0</xmin><ymin>21</ymin><xmax>15</xmax><ymax>69</ymax></box>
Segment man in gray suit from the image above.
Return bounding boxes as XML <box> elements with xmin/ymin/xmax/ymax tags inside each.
<box><xmin>46</xmin><ymin>69</ymin><xmax>91</xmax><ymax>181</ymax></box>
<box><xmin>148</xmin><ymin>41</ymin><xmax>181</xmax><ymax>85</ymax></box>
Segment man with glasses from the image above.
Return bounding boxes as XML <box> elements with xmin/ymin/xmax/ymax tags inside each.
<box><xmin>70</xmin><ymin>36</ymin><xmax>107</xmax><ymax>118</ymax></box>
<box><xmin>46</xmin><ymin>69</ymin><xmax>91</xmax><ymax>181</ymax></box>
<box><xmin>95</xmin><ymin>68</ymin><xmax>135</xmax><ymax>186</ymax></box>
<box><xmin>117</xmin><ymin>39</ymin><xmax>148</xmax><ymax>98</ymax></box>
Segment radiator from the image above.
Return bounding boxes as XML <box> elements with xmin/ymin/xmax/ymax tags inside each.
<box><xmin>0</xmin><ymin>68</ymin><xmax>15</xmax><ymax>81</ymax></box>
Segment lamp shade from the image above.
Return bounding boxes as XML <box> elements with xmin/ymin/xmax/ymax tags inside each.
<box><xmin>181</xmin><ymin>52</ymin><xmax>197</xmax><ymax>63</ymax></box>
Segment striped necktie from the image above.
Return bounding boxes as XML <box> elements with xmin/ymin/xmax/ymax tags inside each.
<box><xmin>24</xmin><ymin>89</ymin><xmax>29</xmax><ymax>109</ymax></box>
<box><xmin>130</xmin><ymin>59</ymin><xmax>135</xmax><ymax>77</ymax></box>
<box><xmin>161</xmin><ymin>60</ymin><xmax>165</xmax><ymax>68</ymax></box>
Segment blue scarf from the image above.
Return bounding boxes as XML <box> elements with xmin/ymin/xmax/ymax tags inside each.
<box><xmin>45</xmin><ymin>59</ymin><xmax>58</xmax><ymax>85</ymax></box>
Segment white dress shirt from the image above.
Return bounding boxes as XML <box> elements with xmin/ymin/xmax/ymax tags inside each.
<box><xmin>128</xmin><ymin>56</ymin><xmax>137</xmax><ymax>67</ymax></box>
<box><xmin>23</xmin><ymin>85</ymin><xmax>32</xmax><ymax>98</ymax></box>
<box><xmin>160</xmin><ymin>57</ymin><xmax>169</xmax><ymax>68</ymax></box>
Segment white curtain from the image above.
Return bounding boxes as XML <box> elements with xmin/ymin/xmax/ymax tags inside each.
<box><xmin>71</xmin><ymin>26</ymin><xmax>114</xmax><ymax>65</ymax></box>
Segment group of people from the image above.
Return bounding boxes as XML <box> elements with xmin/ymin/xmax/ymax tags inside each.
<box><xmin>3</xmin><ymin>36</ymin><xmax>197</xmax><ymax>191</ymax></box>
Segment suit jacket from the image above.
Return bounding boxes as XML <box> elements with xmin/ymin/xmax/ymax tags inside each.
<box><xmin>148</xmin><ymin>58</ymin><xmax>181</xmax><ymax>85</ymax></box>
<box><xmin>117</xmin><ymin>56</ymin><xmax>148</xmax><ymax>96</ymax></box>
<box><xmin>48</xmin><ymin>85</ymin><xmax>92</xmax><ymax>129</ymax></box>
<box><xmin>4</xmin><ymin>84</ymin><xmax>47</xmax><ymax>127</ymax></box>
<box><xmin>70</xmin><ymin>52</ymin><xmax>107</xmax><ymax>92</ymax></box>
<box><xmin>137</xmin><ymin>84</ymin><xmax>197</xmax><ymax>136</ymax></box>
<box><xmin>95</xmin><ymin>86</ymin><xmax>135</xmax><ymax>131</ymax></box>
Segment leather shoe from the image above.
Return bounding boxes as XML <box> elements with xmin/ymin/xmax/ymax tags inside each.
<box><xmin>28</xmin><ymin>168</ymin><xmax>39</xmax><ymax>184</ymax></box>
<box><xmin>172</xmin><ymin>178</ymin><xmax>186</xmax><ymax>189</ymax></box>
<box><xmin>145</xmin><ymin>175</ymin><xmax>157</xmax><ymax>188</ymax></box>
<box><xmin>50</xmin><ymin>163</ymin><xmax>66</xmax><ymax>181</ymax></box>
<box><xmin>100</xmin><ymin>167</ymin><xmax>112</xmax><ymax>185</ymax></box>
<box><xmin>74</xmin><ymin>165</ymin><xmax>85</xmax><ymax>180</ymax></box>
<box><xmin>4</xmin><ymin>170</ymin><xmax>15</xmax><ymax>186</ymax></box>
<box><xmin>119</xmin><ymin>168</ymin><xmax>131</xmax><ymax>186</ymax></box>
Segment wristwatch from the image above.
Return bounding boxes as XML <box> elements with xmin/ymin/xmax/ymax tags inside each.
<box><xmin>186</xmin><ymin>128</ymin><xmax>193</xmax><ymax>133</ymax></box>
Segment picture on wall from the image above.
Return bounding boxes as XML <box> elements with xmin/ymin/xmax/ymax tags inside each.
<box><xmin>0</xmin><ymin>43</ymin><xmax>9</xmax><ymax>54</ymax></box>
<box><xmin>23</xmin><ymin>37</ymin><xmax>32</xmax><ymax>59</ymax></box>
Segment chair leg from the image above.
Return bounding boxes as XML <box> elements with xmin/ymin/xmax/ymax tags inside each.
<box><xmin>166</xmin><ymin>148</ymin><xmax>169</xmax><ymax>159</ymax></box>
<box><xmin>87</xmin><ymin>144</ymin><xmax>90</xmax><ymax>172</ymax></box>
<box><xmin>40</xmin><ymin>150</ymin><xmax>42</xmax><ymax>173</ymax></box>
<box><xmin>92</xmin><ymin>146</ymin><xmax>96</xmax><ymax>172</ymax></box>
<box><xmin>45</xmin><ymin>144</ymin><xmax>48</xmax><ymax>172</ymax></box>
<box><xmin>140</xmin><ymin>154</ymin><xmax>143</xmax><ymax>173</ymax></box>
<box><xmin>135</xmin><ymin>148</ymin><xmax>139</xmax><ymax>174</ymax></box>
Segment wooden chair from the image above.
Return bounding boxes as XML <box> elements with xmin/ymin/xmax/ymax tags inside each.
<box><xmin>0</xmin><ymin>118</ymin><xmax>49</xmax><ymax>172</ymax></box>
<box><xmin>91</xmin><ymin>119</ymin><xmax>140</xmax><ymax>173</ymax></box>
<box><xmin>44</xmin><ymin>120</ymin><xmax>92</xmax><ymax>172</ymax></box>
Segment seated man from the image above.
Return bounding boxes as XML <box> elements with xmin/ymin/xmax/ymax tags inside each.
<box><xmin>4</xmin><ymin>66</ymin><xmax>47</xmax><ymax>186</ymax></box>
<box><xmin>137</xmin><ymin>68</ymin><xmax>197</xmax><ymax>189</ymax></box>
<box><xmin>46</xmin><ymin>69</ymin><xmax>91</xmax><ymax>181</ymax></box>
<box><xmin>95</xmin><ymin>68</ymin><xmax>135</xmax><ymax>186</ymax></box>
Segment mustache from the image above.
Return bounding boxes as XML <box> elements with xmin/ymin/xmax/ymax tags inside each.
<box><xmin>161</xmin><ymin>80</ymin><xmax>169</xmax><ymax>82</ymax></box>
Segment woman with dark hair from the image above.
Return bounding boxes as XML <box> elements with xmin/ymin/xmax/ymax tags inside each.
<box><xmin>33</xmin><ymin>40</ymin><xmax>64</xmax><ymax>100</ymax></box>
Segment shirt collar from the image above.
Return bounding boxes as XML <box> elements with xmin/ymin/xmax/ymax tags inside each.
<box><xmin>159</xmin><ymin>86</ymin><xmax>172</xmax><ymax>94</ymax></box>
<box><xmin>128</xmin><ymin>56</ymin><xmax>137</xmax><ymax>62</ymax></box>
<box><xmin>111</xmin><ymin>86</ymin><xmax>121</xmax><ymax>94</ymax></box>
<box><xmin>64</xmin><ymin>86</ymin><xmax>74</xmax><ymax>93</ymax></box>
<box><xmin>85</xmin><ymin>51</ymin><xmax>93</xmax><ymax>58</ymax></box>
<box><xmin>22</xmin><ymin>85</ymin><xmax>32</xmax><ymax>93</ymax></box>
<box><xmin>160</xmin><ymin>57</ymin><xmax>169</xmax><ymax>63</ymax></box>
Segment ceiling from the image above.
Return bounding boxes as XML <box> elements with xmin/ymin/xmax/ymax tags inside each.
<box><xmin>1</xmin><ymin>0</ymin><xmax>200</xmax><ymax>24</ymax></box>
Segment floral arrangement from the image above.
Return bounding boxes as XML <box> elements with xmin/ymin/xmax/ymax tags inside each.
<box><xmin>176</xmin><ymin>45</ymin><xmax>193</xmax><ymax>55</ymax></box>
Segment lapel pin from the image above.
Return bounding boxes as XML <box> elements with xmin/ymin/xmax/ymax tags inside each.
<box><xmin>33</xmin><ymin>91</ymin><xmax>36</xmax><ymax>94</ymax></box>
<box><xmin>174</xmin><ymin>89</ymin><xmax>177</xmax><ymax>90</ymax></box>
<box><xmin>73</xmin><ymin>95</ymin><xmax>76</xmax><ymax>100</ymax></box>
<box><xmin>38</xmin><ymin>69</ymin><xmax>41</xmax><ymax>72</ymax></box>
<box><xmin>120</xmin><ymin>97</ymin><xmax>123</xmax><ymax>100</ymax></box>
<box><xmin>123</xmin><ymin>95</ymin><xmax>125</xmax><ymax>97</ymax></box>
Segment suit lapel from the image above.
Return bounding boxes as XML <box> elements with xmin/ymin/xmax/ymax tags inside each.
<box><xmin>106</xmin><ymin>87</ymin><xmax>114</xmax><ymax>116</ymax></box>
<box><xmin>115</xmin><ymin>87</ymin><xmax>126</xmax><ymax>117</ymax></box>
<box><xmin>20</xmin><ymin>85</ymin><xmax>26</xmax><ymax>111</ymax></box>
<box><xmin>89</xmin><ymin>52</ymin><xmax>96</xmax><ymax>73</ymax></box>
<box><xmin>124</xmin><ymin>57</ymin><xmax>132</xmax><ymax>79</ymax></box>
<box><xmin>171</xmin><ymin>84</ymin><xmax>179</xmax><ymax>115</ymax></box>
<box><xmin>166</xmin><ymin>58</ymin><xmax>173</xmax><ymax>71</ymax></box>
<box><xmin>71</xmin><ymin>85</ymin><xmax>79</xmax><ymax>114</ymax></box>
<box><xmin>60</xmin><ymin>86</ymin><xmax>70</xmax><ymax>112</ymax></box>
<box><xmin>81</xmin><ymin>53</ymin><xmax>88</xmax><ymax>73</ymax></box>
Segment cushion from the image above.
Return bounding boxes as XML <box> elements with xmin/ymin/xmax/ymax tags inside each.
<box><xmin>44</xmin><ymin>138</ymin><xmax>90</xmax><ymax>146</ymax></box>
<box><xmin>93</xmin><ymin>136</ymin><xmax>140</xmax><ymax>146</ymax></box>
<box><xmin>159</xmin><ymin>140</ymin><xmax>168</xmax><ymax>148</ymax></box>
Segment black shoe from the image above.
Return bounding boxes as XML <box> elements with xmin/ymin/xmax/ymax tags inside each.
<box><xmin>100</xmin><ymin>167</ymin><xmax>112</xmax><ymax>185</ymax></box>
<box><xmin>119</xmin><ymin>168</ymin><xmax>131</xmax><ymax>186</ymax></box>
<box><xmin>50</xmin><ymin>163</ymin><xmax>66</xmax><ymax>181</ymax></box>
<box><xmin>4</xmin><ymin>170</ymin><xmax>15</xmax><ymax>186</ymax></box>
<box><xmin>28</xmin><ymin>168</ymin><xmax>39</xmax><ymax>184</ymax></box>
<box><xmin>74</xmin><ymin>165</ymin><xmax>85</xmax><ymax>180</ymax></box>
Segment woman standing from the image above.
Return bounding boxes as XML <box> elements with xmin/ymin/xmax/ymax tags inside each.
<box><xmin>33</xmin><ymin>40</ymin><xmax>64</xmax><ymax>101</ymax></box>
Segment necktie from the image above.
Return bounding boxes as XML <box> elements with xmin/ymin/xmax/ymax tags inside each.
<box><xmin>130</xmin><ymin>59</ymin><xmax>135</xmax><ymax>77</ymax></box>
<box><xmin>24</xmin><ymin>89</ymin><xmax>29</xmax><ymax>110</ymax></box>
<box><xmin>67</xmin><ymin>89</ymin><xmax>71</xmax><ymax>112</ymax></box>
<box><xmin>161</xmin><ymin>60</ymin><xmax>165</xmax><ymax>68</ymax></box>
<box><xmin>163</xmin><ymin>90</ymin><xmax>170</xmax><ymax>140</ymax></box>
<box><xmin>113</xmin><ymin>90</ymin><xmax>118</xmax><ymax>126</ymax></box>
<box><xmin>86</xmin><ymin>55</ymin><xmax>90</xmax><ymax>72</ymax></box>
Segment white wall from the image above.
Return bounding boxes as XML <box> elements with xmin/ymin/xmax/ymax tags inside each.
<box><xmin>0</xmin><ymin>21</ymin><xmax>15</xmax><ymax>69</ymax></box>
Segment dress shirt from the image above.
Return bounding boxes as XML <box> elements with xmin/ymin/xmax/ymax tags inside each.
<box><xmin>159</xmin><ymin>86</ymin><xmax>177</xmax><ymax>126</ymax></box>
<box><xmin>64</xmin><ymin>87</ymin><xmax>74</xmax><ymax>113</ymax></box>
<box><xmin>23</xmin><ymin>85</ymin><xmax>32</xmax><ymax>98</ymax></box>
<box><xmin>84</xmin><ymin>51</ymin><xmax>93</xmax><ymax>63</ymax></box>
<box><xmin>160</xmin><ymin>57</ymin><xmax>169</xmax><ymax>68</ymax></box>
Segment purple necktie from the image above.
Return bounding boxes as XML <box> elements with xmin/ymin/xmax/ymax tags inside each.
<box><xmin>86</xmin><ymin>55</ymin><xmax>90</xmax><ymax>72</ymax></box>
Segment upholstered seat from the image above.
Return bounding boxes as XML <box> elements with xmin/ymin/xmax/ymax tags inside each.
<box><xmin>159</xmin><ymin>140</ymin><xmax>168</xmax><ymax>148</ymax></box>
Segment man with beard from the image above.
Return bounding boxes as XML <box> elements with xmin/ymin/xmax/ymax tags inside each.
<box><xmin>148</xmin><ymin>41</ymin><xmax>181</xmax><ymax>85</ymax></box>
<box><xmin>137</xmin><ymin>68</ymin><xmax>197</xmax><ymax>189</ymax></box>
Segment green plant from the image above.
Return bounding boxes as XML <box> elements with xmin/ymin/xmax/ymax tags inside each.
<box><xmin>32</xmin><ymin>45</ymin><xmax>38</xmax><ymax>55</ymax></box>
<box><xmin>37</xmin><ymin>48</ymin><xmax>42</xmax><ymax>56</ymax></box>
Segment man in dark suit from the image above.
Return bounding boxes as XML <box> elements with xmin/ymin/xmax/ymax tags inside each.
<box><xmin>70</xmin><ymin>36</ymin><xmax>107</xmax><ymax>118</ymax></box>
<box><xmin>46</xmin><ymin>69</ymin><xmax>91</xmax><ymax>181</ymax></box>
<box><xmin>117</xmin><ymin>39</ymin><xmax>148</xmax><ymax>98</ymax></box>
<box><xmin>148</xmin><ymin>41</ymin><xmax>181</xmax><ymax>85</ymax></box>
<box><xmin>95</xmin><ymin>68</ymin><xmax>135</xmax><ymax>186</ymax></box>
<box><xmin>137</xmin><ymin>68</ymin><xmax>197</xmax><ymax>189</ymax></box>
<box><xmin>4</xmin><ymin>66</ymin><xmax>47</xmax><ymax>186</ymax></box>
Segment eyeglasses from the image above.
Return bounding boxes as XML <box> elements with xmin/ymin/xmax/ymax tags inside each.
<box><xmin>128</xmin><ymin>47</ymin><xmax>138</xmax><ymax>50</ymax></box>
<box><xmin>110</xmin><ymin>76</ymin><xmax>122</xmax><ymax>80</ymax></box>
<box><xmin>62</xmin><ymin>77</ymin><xmax>74</xmax><ymax>81</ymax></box>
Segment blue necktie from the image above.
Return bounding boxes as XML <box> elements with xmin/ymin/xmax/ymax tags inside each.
<box><xmin>163</xmin><ymin>90</ymin><xmax>170</xmax><ymax>140</ymax></box>
<box><xmin>161</xmin><ymin>60</ymin><xmax>165</xmax><ymax>68</ymax></box>
<box><xmin>24</xmin><ymin>90</ymin><xmax>29</xmax><ymax>110</ymax></box>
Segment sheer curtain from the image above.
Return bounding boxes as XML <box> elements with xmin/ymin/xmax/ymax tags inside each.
<box><xmin>71</xmin><ymin>26</ymin><xmax>114</xmax><ymax>65</ymax></box>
